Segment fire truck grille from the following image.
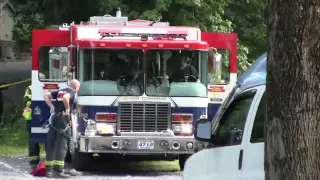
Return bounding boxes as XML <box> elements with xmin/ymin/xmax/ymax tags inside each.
<box><xmin>118</xmin><ymin>102</ymin><xmax>170</xmax><ymax>132</ymax></box>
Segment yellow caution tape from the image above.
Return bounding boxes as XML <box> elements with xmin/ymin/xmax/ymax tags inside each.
<box><xmin>0</xmin><ymin>78</ymin><xmax>31</xmax><ymax>89</ymax></box>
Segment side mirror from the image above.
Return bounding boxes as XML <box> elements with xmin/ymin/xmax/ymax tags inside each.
<box><xmin>194</xmin><ymin>119</ymin><xmax>212</xmax><ymax>142</ymax></box>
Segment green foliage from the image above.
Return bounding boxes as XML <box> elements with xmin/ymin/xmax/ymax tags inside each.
<box><xmin>12</xmin><ymin>0</ymin><xmax>266</xmax><ymax>72</ymax></box>
<box><xmin>0</xmin><ymin>105</ymin><xmax>28</xmax><ymax>157</ymax></box>
<box><xmin>224</xmin><ymin>0</ymin><xmax>267</xmax><ymax>60</ymax></box>
<box><xmin>237</xmin><ymin>42</ymin><xmax>251</xmax><ymax>74</ymax></box>
<box><xmin>12</xmin><ymin>1</ymin><xmax>44</xmax><ymax>52</ymax></box>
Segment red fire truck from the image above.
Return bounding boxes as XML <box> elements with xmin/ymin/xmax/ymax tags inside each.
<box><xmin>30</xmin><ymin>9</ymin><xmax>237</xmax><ymax>170</ymax></box>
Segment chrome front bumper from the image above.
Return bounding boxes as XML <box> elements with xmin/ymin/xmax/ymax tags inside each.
<box><xmin>78</xmin><ymin>134</ymin><xmax>195</xmax><ymax>154</ymax></box>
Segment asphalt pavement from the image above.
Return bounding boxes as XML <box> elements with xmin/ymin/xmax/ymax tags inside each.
<box><xmin>0</xmin><ymin>156</ymin><xmax>182</xmax><ymax>180</ymax></box>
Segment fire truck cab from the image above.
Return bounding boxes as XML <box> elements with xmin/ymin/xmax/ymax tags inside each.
<box><xmin>30</xmin><ymin>9</ymin><xmax>237</xmax><ymax>171</ymax></box>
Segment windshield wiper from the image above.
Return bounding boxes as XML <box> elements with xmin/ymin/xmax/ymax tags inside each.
<box><xmin>151</xmin><ymin>77</ymin><xmax>179</xmax><ymax>108</ymax></box>
<box><xmin>168</xmin><ymin>96</ymin><xmax>179</xmax><ymax>108</ymax></box>
<box><xmin>111</xmin><ymin>73</ymin><xmax>140</xmax><ymax>107</ymax></box>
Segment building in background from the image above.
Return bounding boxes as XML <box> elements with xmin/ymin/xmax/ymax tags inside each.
<box><xmin>0</xmin><ymin>0</ymin><xmax>15</xmax><ymax>60</ymax></box>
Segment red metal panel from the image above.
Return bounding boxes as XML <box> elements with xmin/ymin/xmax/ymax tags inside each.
<box><xmin>201</xmin><ymin>32</ymin><xmax>238</xmax><ymax>73</ymax></box>
<box><xmin>32</xmin><ymin>30</ymin><xmax>70</xmax><ymax>70</ymax></box>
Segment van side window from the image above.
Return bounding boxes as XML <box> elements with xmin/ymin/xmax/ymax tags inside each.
<box><xmin>250</xmin><ymin>93</ymin><xmax>266</xmax><ymax>143</ymax></box>
<box><xmin>214</xmin><ymin>89</ymin><xmax>256</xmax><ymax>146</ymax></box>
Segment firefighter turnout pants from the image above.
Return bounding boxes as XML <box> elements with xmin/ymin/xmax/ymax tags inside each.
<box><xmin>45</xmin><ymin>114</ymin><xmax>71</xmax><ymax>172</ymax></box>
<box><xmin>27</xmin><ymin>121</ymin><xmax>47</xmax><ymax>166</ymax></box>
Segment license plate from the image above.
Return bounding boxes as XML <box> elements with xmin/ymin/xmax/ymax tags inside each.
<box><xmin>137</xmin><ymin>140</ymin><xmax>154</xmax><ymax>149</ymax></box>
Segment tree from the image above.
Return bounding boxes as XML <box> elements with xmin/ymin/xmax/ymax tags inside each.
<box><xmin>97</xmin><ymin>0</ymin><xmax>250</xmax><ymax>73</ymax></box>
<box><xmin>265</xmin><ymin>0</ymin><xmax>320</xmax><ymax>179</ymax></box>
<box><xmin>12</xmin><ymin>0</ymin><xmax>251</xmax><ymax>73</ymax></box>
<box><xmin>12</xmin><ymin>0</ymin><xmax>44</xmax><ymax>52</ymax></box>
<box><xmin>224</xmin><ymin>0</ymin><xmax>267</xmax><ymax>60</ymax></box>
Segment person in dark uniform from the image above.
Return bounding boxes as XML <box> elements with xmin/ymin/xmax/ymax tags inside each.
<box><xmin>170</xmin><ymin>55</ymin><xmax>199</xmax><ymax>82</ymax></box>
<box><xmin>43</xmin><ymin>79</ymin><xmax>81</xmax><ymax>178</ymax></box>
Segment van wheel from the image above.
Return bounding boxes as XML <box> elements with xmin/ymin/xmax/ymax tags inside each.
<box><xmin>179</xmin><ymin>154</ymin><xmax>191</xmax><ymax>171</ymax></box>
<box><xmin>72</xmin><ymin>148</ymin><xmax>91</xmax><ymax>171</ymax></box>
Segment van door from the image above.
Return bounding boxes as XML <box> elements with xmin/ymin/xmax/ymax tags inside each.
<box><xmin>240</xmin><ymin>85</ymin><xmax>265</xmax><ymax>180</ymax></box>
<box><xmin>183</xmin><ymin>86</ymin><xmax>261</xmax><ymax>180</ymax></box>
<box><xmin>201</xmin><ymin>33</ymin><xmax>238</xmax><ymax>121</ymax></box>
<box><xmin>31</xmin><ymin>30</ymin><xmax>70</xmax><ymax>143</ymax></box>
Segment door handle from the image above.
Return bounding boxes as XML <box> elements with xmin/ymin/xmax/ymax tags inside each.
<box><xmin>238</xmin><ymin>149</ymin><xmax>243</xmax><ymax>170</ymax></box>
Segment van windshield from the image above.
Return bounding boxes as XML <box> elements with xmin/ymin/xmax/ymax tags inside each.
<box><xmin>212</xmin><ymin>89</ymin><xmax>256</xmax><ymax>146</ymax></box>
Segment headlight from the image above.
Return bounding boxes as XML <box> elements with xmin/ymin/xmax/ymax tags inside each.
<box><xmin>96</xmin><ymin>123</ymin><xmax>115</xmax><ymax>135</ymax></box>
<box><xmin>181</xmin><ymin>124</ymin><xmax>193</xmax><ymax>134</ymax></box>
<box><xmin>172</xmin><ymin>124</ymin><xmax>193</xmax><ymax>134</ymax></box>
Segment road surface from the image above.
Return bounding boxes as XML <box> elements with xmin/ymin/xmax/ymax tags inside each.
<box><xmin>0</xmin><ymin>156</ymin><xmax>182</xmax><ymax>180</ymax></box>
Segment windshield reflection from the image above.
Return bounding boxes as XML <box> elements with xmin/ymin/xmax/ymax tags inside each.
<box><xmin>78</xmin><ymin>48</ymin><xmax>144</xmax><ymax>96</ymax></box>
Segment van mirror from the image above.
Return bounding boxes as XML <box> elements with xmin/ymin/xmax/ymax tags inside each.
<box><xmin>194</xmin><ymin>119</ymin><xmax>212</xmax><ymax>141</ymax></box>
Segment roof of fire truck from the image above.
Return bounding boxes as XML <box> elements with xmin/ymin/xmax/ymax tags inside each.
<box><xmin>61</xmin><ymin>9</ymin><xmax>208</xmax><ymax>49</ymax></box>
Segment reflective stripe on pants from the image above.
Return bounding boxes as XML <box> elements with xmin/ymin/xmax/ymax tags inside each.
<box><xmin>45</xmin><ymin>115</ymin><xmax>70</xmax><ymax>171</ymax></box>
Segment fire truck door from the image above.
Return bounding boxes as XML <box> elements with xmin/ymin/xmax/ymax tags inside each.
<box><xmin>201</xmin><ymin>32</ymin><xmax>238</xmax><ymax>121</ymax></box>
<box><xmin>31</xmin><ymin>30</ymin><xmax>70</xmax><ymax>142</ymax></box>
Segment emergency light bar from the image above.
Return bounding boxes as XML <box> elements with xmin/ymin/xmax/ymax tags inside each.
<box><xmin>98</xmin><ymin>28</ymin><xmax>189</xmax><ymax>40</ymax></box>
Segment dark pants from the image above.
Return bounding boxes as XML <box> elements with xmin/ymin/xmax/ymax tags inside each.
<box><xmin>27</xmin><ymin>121</ymin><xmax>47</xmax><ymax>166</ymax></box>
<box><xmin>45</xmin><ymin>114</ymin><xmax>71</xmax><ymax>172</ymax></box>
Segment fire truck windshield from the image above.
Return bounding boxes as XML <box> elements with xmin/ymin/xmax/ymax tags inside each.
<box><xmin>77</xmin><ymin>48</ymin><xmax>208</xmax><ymax>97</ymax></box>
<box><xmin>146</xmin><ymin>49</ymin><xmax>208</xmax><ymax>97</ymax></box>
<box><xmin>78</xmin><ymin>48</ymin><xmax>144</xmax><ymax>96</ymax></box>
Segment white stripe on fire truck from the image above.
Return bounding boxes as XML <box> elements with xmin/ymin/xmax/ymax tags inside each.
<box><xmin>31</xmin><ymin>127</ymin><xmax>48</xmax><ymax>133</ymax></box>
<box><xmin>76</xmin><ymin>27</ymin><xmax>198</xmax><ymax>40</ymax></box>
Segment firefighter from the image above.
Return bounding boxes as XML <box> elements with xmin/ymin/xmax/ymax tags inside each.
<box><xmin>43</xmin><ymin>79</ymin><xmax>81</xmax><ymax>178</ymax></box>
<box><xmin>24</xmin><ymin>73</ymin><xmax>46</xmax><ymax>171</ymax></box>
<box><xmin>170</xmin><ymin>54</ymin><xmax>199</xmax><ymax>82</ymax></box>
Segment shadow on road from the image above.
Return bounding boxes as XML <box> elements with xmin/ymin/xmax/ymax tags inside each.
<box><xmin>65</xmin><ymin>157</ymin><xmax>180</xmax><ymax>176</ymax></box>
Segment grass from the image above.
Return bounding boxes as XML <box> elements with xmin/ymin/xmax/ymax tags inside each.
<box><xmin>130</xmin><ymin>161</ymin><xmax>180</xmax><ymax>172</ymax></box>
<box><xmin>0</xmin><ymin>116</ymin><xmax>29</xmax><ymax>157</ymax></box>
<box><xmin>0</xmin><ymin>105</ymin><xmax>46</xmax><ymax>158</ymax></box>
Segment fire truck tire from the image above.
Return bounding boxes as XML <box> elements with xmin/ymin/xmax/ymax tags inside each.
<box><xmin>65</xmin><ymin>137</ymin><xmax>73</xmax><ymax>163</ymax></box>
<box><xmin>72</xmin><ymin>148</ymin><xmax>91</xmax><ymax>171</ymax></box>
<box><xmin>65</xmin><ymin>150</ymin><xmax>72</xmax><ymax>163</ymax></box>
<box><xmin>179</xmin><ymin>154</ymin><xmax>191</xmax><ymax>171</ymax></box>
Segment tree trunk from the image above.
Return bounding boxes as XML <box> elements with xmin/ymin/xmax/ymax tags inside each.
<box><xmin>265</xmin><ymin>0</ymin><xmax>320</xmax><ymax>180</ymax></box>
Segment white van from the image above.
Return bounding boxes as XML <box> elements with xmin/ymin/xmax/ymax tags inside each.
<box><xmin>183</xmin><ymin>53</ymin><xmax>267</xmax><ymax>180</ymax></box>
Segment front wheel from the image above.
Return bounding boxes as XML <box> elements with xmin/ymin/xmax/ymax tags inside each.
<box><xmin>179</xmin><ymin>154</ymin><xmax>191</xmax><ymax>171</ymax></box>
<box><xmin>65</xmin><ymin>138</ymin><xmax>72</xmax><ymax>163</ymax></box>
<box><xmin>72</xmin><ymin>147</ymin><xmax>91</xmax><ymax>171</ymax></box>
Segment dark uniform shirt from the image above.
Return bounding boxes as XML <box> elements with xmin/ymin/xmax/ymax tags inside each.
<box><xmin>171</xmin><ymin>64</ymin><xmax>199</xmax><ymax>82</ymax></box>
<box><xmin>51</xmin><ymin>88</ymin><xmax>75</xmax><ymax>114</ymax></box>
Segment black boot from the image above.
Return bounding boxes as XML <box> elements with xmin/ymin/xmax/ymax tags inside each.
<box><xmin>45</xmin><ymin>166</ymin><xmax>54</xmax><ymax>178</ymax></box>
